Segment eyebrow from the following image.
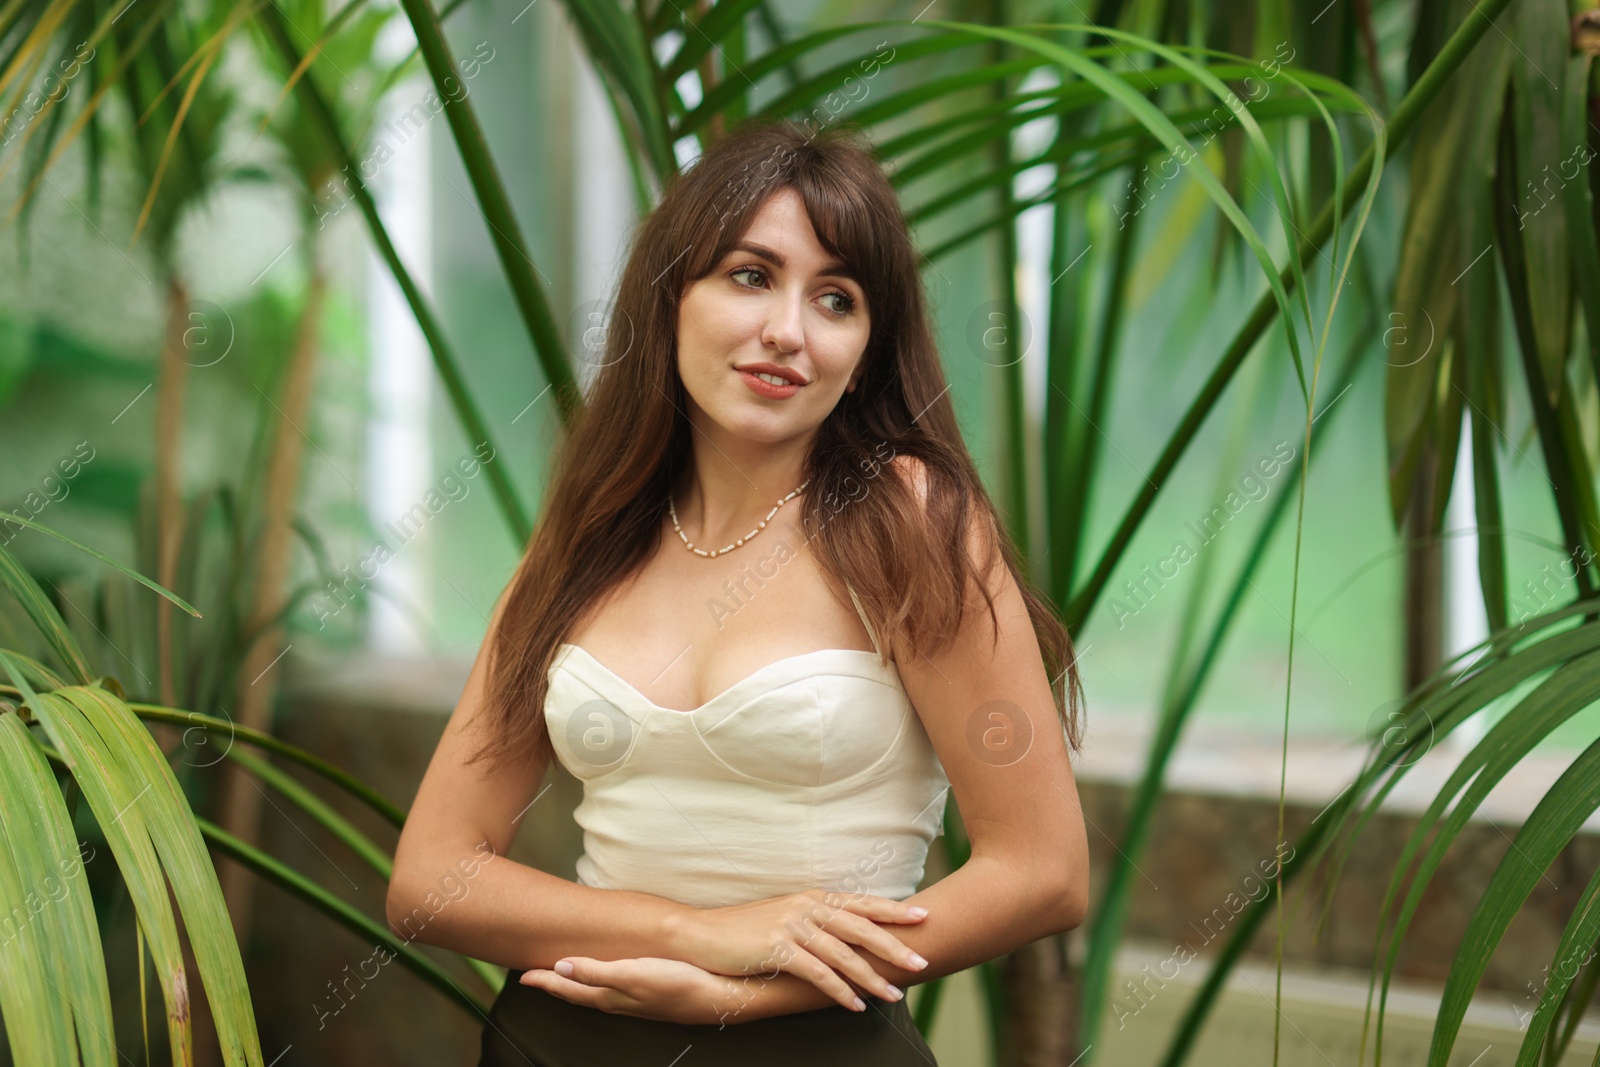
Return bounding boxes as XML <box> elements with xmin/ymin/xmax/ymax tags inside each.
<box><xmin>729</xmin><ymin>241</ymin><xmax>857</xmax><ymax>284</ymax></box>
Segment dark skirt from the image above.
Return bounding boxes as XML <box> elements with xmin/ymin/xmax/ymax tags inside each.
<box><xmin>478</xmin><ymin>968</ymin><xmax>940</xmax><ymax>1066</ymax></box>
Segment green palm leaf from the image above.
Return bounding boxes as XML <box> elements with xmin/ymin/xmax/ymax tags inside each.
<box><xmin>220</xmin><ymin>746</ymin><xmax>506</xmax><ymax>993</ymax></box>
<box><xmin>0</xmin><ymin>513</ymin><xmax>200</xmax><ymax>618</ymax></box>
<box><xmin>254</xmin><ymin>2</ymin><xmax>537</xmax><ymax>545</ymax></box>
<box><xmin>60</xmin><ymin>683</ymin><xmax>264</xmax><ymax>1064</ymax></box>
<box><xmin>1</xmin><ymin>665</ymin><xmax>198</xmax><ymax>1066</ymax></box>
<box><xmin>1512</xmin><ymin>858</ymin><xmax>1600</xmax><ymax>1066</ymax></box>
<box><xmin>0</xmin><ymin>710</ymin><xmax>116</xmax><ymax>1067</ymax></box>
<box><xmin>1362</xmin><ymin>648</ymin><xmax>1600</xmax><ymax>1063</ymax></box>
<box><xmin>1427</xmin><ymin>733</ymin><xmax>1600</xmax><ymax>1066</ymax></box>
<box><xmin>129</xmin><ymin>704</ymin><xmax>407</xmax><ymax>828</ymax></box>
<box><xmin>190</xmin><ymin>815</ymin><xmax>493</xmax><ymax>1015</ymax></box>
<box><xmin>389</xmin><ymin>0</ymin><xmax>577</xmax><ymax>428</ymax></box>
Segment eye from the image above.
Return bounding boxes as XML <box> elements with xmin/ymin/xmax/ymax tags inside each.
<box><xmin>821</xmin><ymin>290</ymin><xmax>857</xmax><ymax>316</ymax></box>
<box><xmin>729</xmin><ymin>264</ymin><xmax>858</xmax><ymax>317</ymax></box>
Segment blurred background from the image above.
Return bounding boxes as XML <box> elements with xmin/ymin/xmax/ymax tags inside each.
<box><xmin>2</xmin><ymin>0</ymin><xmax>1599</xmax><ymax>1064</ymax></box>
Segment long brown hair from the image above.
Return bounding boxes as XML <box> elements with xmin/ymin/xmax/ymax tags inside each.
<box><xmin>472</xmin><ymin>118</ymin><xmax>1085</xmax><ymax>773</ymax></box>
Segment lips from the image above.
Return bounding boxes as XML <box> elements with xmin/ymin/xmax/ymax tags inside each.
<box><xmin>737</xmin><ymin>368</ymin><xmax>803</xmax><ymax>399</ymax></box>
<box><xmin>734</xmin><ymin>363</ymin><xmax>808</xmax><ymax>386</ymax></box>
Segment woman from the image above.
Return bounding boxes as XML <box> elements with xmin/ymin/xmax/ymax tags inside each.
<box><xmin>387</xmin><ymin>118</ymin><xmax>1090</xmax><ymax>1066</ymax></box>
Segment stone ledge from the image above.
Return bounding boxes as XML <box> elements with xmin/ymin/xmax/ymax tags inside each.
<box><xmin>1072</xmin><ymin>701</ymin><xmax>1594</xmax><ymax>832</ymax></box>
<box><xmin>1094</xmin><ymin>938</ymin><xmax>1600</xmax><ymax>1067</ymax></box>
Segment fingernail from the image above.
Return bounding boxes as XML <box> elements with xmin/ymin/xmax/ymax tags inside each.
<box><xmin>907</xmin><ymin>906</ymin><xmax>929</xmax><ymax>918</ymax></box>
<box><xmin>887</xmin><ymin>984</ymin><xmax>903</xmax><ymax>1001</ymax></box>
<box><xmin>554</xmin><ymin>960</ymin><xmax>574</xmax><ymax>976</ymax></box>
<box><xmin>852</xmin><ymin>996</ymin><xmax>866</xmax><ymax>1011</ymax></box>
<box><xmin>908</xmin><ymin>952</ymin><xmax>929</xmax><ymax>969</ymax></box>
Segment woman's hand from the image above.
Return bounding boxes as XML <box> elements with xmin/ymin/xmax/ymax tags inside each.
<box><xmin>520</xmin><ymin>956</ymin><xmax>750</xmax><ymax>1026</ymax></box>
<box><xmin>663</xmin><ymin>888</ymin><xmax>929</xmax><ymax>1011</ymax></box>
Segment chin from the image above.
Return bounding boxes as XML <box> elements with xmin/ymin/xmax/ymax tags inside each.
<box><xmin>726</xmin><ymin>417</ymin><xmax>800</xmax><ymax>444</ymax></box>
<box><xmin>685</xmin><ymin>379</ymin><xmax>817</xmax><ymax>441</ymax></box>
<box><xmin>711</xmin><ymin>405</ymin><xmax>810</xmax><ymax>443</ymax></box>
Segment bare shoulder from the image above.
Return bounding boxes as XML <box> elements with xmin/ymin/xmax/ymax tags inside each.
<box><xmin>890</xmin><ymin>452</ymin><xmax>930</xmax><ymax>502</ymax></box>
<box><xmin>888</xmin><ymin>452</ymin><xmax>1003</xmax><ymax>603</ymax></box>
<box><xmin>887</xmin><ymin>452</ymin><xmax>1083</xmax><ymax>906</ymax></box>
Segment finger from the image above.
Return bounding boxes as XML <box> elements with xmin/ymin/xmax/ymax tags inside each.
<box><xmin>806</xmin><ymin>889</ymin><xmax>929</xmax><ymax>925</ymax></box>
<box><xmin>519</xmin><ymin>969</ymin><xmax>615</xmax><ymax>1010</ymax></box>
<box><xmin>809</xmin><ymin>909</ymin><xmax>930</xmax><ymax>974</ymax></box>
<box><xmin>550</xmin><ymin>956</ymin><xmax>628</xmax><ymax>988</ymax></box>
<box><xmin>780</xmin><ymin>947</ymin><xmax>870</xmax><ymax>1012</ymax></box>
<box><xmin>795</xmin><ymin>927</ymin><xmax>904</xmax><ymax>1003</ymax></box>
<box><xmin>843</xmin><ymin>894</ymin><xmax>930</xmax><ymax>924</ymax></box>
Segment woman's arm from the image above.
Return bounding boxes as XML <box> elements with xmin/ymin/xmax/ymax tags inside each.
<box><xmin>724</xmin><ymin>851</ymin><xmax>1083</xmax><ymax>1009</ymax></box>
<box><xmin>656</xmin><ymin>849</ymin><xmax>1080</xmax><ymax>1024</ymax></box>
<box><xmin>386</xmin><ymin>588</ymin><xmax>695</xmax><ymax>970</ymax></box>
<box><xmin>538</xmin><ymin>822</ymin><xmax>1083</xmax><ymax>1024</ymax></box>
<box><xmin>387</xmin><ymin>840</ymin><xmax>696</xmax><ymax>972</ymax></box>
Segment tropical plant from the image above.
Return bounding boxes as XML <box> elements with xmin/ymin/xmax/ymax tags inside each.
<box><xmin>0</xmin><ymin>0</ymin><xmax>510</xmax><ymax>1055</ymax></box>
<box><xmin>5</xmin><ymin>1</ymin><xmax>1598</xmax><ymax>1066</ymax></box>
<box><xmin>0</xmin><ymin>514</ymin><xmax>505</xmax><ymax>1065</ymax></box>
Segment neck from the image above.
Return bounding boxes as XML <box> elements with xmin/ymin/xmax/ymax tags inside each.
<box><xmin>674</xmin><ymin>438</ymin><xmax>811</xmax><ymax>549</ymax></box>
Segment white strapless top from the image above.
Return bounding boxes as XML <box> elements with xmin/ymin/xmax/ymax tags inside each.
<box><xmin>542</xmin><ymin>586</ymin><xmax>951</xmax><ymax>909</ymax></box>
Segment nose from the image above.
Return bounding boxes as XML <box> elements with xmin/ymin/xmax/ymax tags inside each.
<box><xmin>760</xmin><ymin>286</ymin><xmax>804</xmax><ymax>354</ymax></box>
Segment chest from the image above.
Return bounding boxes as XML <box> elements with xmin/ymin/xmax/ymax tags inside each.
<box><xmin>543</xmin><ymin>641</ymin><xmax>921</xmax><ymax>787</ymax></box>
<box><xmin>566</xmin><ymin>517</ymin><xmax>879</xmax><ymax>712</ymax></box>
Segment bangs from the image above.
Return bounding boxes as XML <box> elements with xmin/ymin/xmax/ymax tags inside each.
<box><xmin>791</xmin><ymin>171</ymin><xmax>882</xmax><ymax>291</ymax></box>
<box><xmin>680</xmin><ymin>159</ymin><xmax>886</xmax><ymax>301</ymax></box>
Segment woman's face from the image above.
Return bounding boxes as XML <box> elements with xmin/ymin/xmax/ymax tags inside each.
<box><xmin>675</xmin><ymin>187</ymin><xmax>871</xmax><ymax>447</ymax></box>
